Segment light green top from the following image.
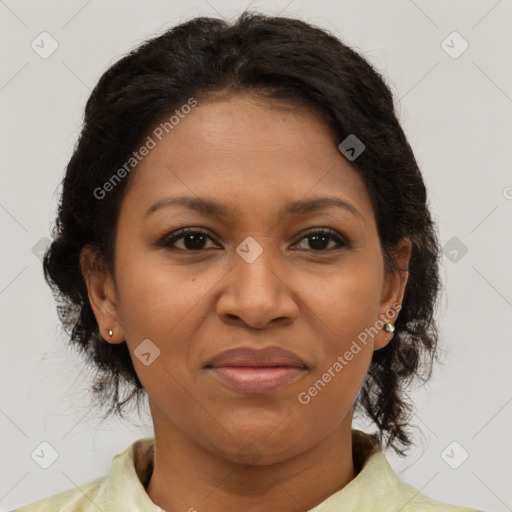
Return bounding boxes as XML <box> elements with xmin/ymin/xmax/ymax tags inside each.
<box><xmin>14</xmin><ymin>430</ymin><xmax>483</xmax><ymax>511</ymax></box>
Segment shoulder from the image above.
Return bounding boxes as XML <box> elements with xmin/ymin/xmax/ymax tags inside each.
<box><xmin>12</xmin><ymin>437</ymin><xmax>156</xmax><ymax>512</ymax></box>
<box><xmin>356</xmin><ymin>450</ymin><xmax>483</xmax><ymax>511</ymax></box>
<box><xmin>318</xmin><ymin>430</ymin><xmax>486</xmax><ymax>512</ymax></box>
<box><xmin>388</xmin><ymin>471</ymin><xmax>484</xmax><ymax>512</ymax></box>
<box><xmin>12</xmin><ymin>475</ymin><xmax>108</xmax><ymax>512</ymax></box>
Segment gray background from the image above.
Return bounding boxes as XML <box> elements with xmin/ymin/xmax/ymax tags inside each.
<box><xmin>1</xmin><ymin>0</ymin><xmax>511</xmax><ymax>510</ymax></box>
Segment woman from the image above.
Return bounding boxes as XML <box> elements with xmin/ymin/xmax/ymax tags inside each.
<box><xmin>15</xmin><ymin>11</ymin><xmax>483</xmax><ymax>512</ymax></box>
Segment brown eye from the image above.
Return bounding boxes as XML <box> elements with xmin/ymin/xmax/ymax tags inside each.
<box><xmin>293</xmin><ymin>229</ymin><xmax>348</xmax><ymax>251</ymax></box>
<box><xmin>158</xmin><ymin>228</ymin><xmax>218</xmax><ymax>251</ymax></box>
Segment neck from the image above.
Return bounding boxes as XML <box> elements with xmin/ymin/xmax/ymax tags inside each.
<box><xmin>146</xmin><ymin>408</ymin><xmax>356</xmax><ymax>512</ymax></box>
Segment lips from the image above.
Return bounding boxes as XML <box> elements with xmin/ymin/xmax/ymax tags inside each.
<box><xmin>205</xmin><ymin>346</ymin><xmax>307</xmax><ymax>369</ymax></box>
<box><xmin>204</xmin><ymin>346</ymin><xmax>307</xmax><ymax>394</ymax></box>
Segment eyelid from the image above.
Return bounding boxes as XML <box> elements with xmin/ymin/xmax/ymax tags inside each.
<box><xmin>155</xmin><ymin>226</ymin><xmax>350</xmax><ymax>251</ymax></box>
<box><xmin>155</xmin><ymin>227</ymin><xmax>218</xmax><ymax>249</ymax></box>
<box><xmin>291</xmin><ymin>227</ymin><xmax>349</xmax><ymax>250</ymax></box>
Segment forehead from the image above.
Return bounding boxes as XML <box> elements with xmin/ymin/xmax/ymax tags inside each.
<box><xmin>120</xmin><ymin>93</ymin><xmax>375</xmax><ymax>222</ymax></box>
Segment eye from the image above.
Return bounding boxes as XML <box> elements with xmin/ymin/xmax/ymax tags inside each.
<box><xmin>156</xmin><ymin>227</ymin><xmax>349</xmax><ymax>253</ymax></box>
<box><xmin>292</xmin><ymin>228</ymin><xmax>348</xmax><ymax>252</ymax></box>
<box><xmin>158</xmin><ymin>228</ymin><xmax>219</xmax><ymax>251</ymax></box>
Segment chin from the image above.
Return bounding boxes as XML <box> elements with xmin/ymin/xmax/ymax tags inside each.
<box><xmin>212</xmin><ymin>429</ymin><xmax>307</xmax><ymax>466</ymax></box>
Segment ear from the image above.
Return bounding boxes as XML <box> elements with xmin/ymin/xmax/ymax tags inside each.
<box><xmin>374</xmin><ymin>237</ymin><xmax>412</xmax><ymax>350</ymax></box>
<box><xmin>79</xmin><ymin>245</ymin><xmax>125</xmax><ymax>344</ymax></box>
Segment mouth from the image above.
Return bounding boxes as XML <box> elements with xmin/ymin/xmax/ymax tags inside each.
<box><xmin>206</xmin><ymin>366</ymin><xmax>307</xmax><ymax>394</ymax></box>
<box><xmin>204</xmin><ymin>346</ymin><xmax>308</xmax><ymax>395</ymax></box>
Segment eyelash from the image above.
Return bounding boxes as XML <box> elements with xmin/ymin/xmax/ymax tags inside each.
<box><xmin>156</xmin><ymin>227</ymin><xmax>349</xmax><ymax>253</ymax></box>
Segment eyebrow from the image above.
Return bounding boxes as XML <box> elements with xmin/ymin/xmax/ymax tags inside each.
<box><xmin>144</xmin><ymin>195</ymin><xmax>364</xmax><ymax>222</ymax></box>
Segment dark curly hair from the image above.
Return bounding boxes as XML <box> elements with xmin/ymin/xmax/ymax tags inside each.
<box><xmin>43</xmin><ymin>10</ymin><xmax>441</xmax><ymax>456</ymax></box>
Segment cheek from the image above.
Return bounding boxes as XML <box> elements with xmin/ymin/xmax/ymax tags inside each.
<box><xmin>114</xmin><ymin>245</ymin><xmax>209</xmax><ymax>338</ymax></box>
<box><xmin>298</xmin><ymin>254</ymin><xmax>384</xmax><ymax>346</ymax></box>
<box><xmin>291</xmin><ymin>290</ymin><xmax>376</xmax><ymax>444</ymax></box>
<box><xmin>293</xmin><ymin>254</ymin><xmax>382</xmax><ymax>407</ymax></box>
<box><xmin>113</xmin><ymin>248</ymin><xmax>228</xmax><ymax>394</ymax></box>
<box><xmin>295</xmin><ymin>344</ymin><xmax>372</xmax><ymax>441</ymax></box>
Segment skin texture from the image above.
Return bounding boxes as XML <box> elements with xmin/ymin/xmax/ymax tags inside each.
<box><xmin>81</xmin><ymin>93</ymin><xmax>412</xmax><ymax>512</ymax></box>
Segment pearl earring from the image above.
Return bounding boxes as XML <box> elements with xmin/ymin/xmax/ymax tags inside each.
<box><xmin>108</xmin><ymin>329</ymin><xmax>113</xmax><ymax>337</ymax></box>
<box><xmin>384</xmin><ymin>323</ymin><xmax>395</xmax><ymax>333</ymax></box>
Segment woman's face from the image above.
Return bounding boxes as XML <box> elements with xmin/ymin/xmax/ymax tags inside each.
<box><xmin>84</xmin><ymin>93</ymin><xmax>411</xmax><ymax>465</ymax></box>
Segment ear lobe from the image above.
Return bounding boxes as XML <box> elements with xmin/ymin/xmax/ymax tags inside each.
<box><xmin>80</xmin><ymin>246</ymin><xmax>124</xmax><ymax>344</ymax></box>
<box><xmin>374</xmin><ymin>237</ymin><xmax>412</xmax><ymax>350</ymax></box>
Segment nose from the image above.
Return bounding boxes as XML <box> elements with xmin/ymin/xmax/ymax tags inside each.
<box><xmin>216</xmin><ymin>243</ymin><xmax>299</xmax><ymax>329</ymax></box>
